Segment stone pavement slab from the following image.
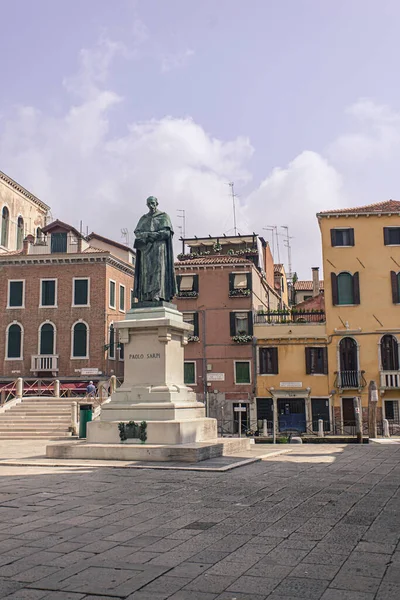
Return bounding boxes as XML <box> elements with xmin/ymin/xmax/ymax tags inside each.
<box><xmin>0</xmin><ymin>442</ymin><xmax>399</xmax><ymax>599</ymax></box>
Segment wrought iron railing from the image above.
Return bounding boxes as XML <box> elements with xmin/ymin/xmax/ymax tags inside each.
<box><xmin>255</xmin><ymin>310</ymin><xmax>325</xmax><ymax>324</ymax></box>
<box><xmin>334</xmin><ymin>370</ymin><xmax>366</xmax><ymax>389</ymax></box>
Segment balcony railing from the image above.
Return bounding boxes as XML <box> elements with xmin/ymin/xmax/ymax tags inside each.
<box><xmin>31</xmin><ymin>355</ymin><xmax>59</xmax><ymax>372</ymax></box>
<box><xmin>380</xmin><ymin>370</ymin><xmax>400</xmax><ymax>389</ymax></box>
<box><xmin>255</xmin><ymin>310</ymin><xmax>326</xmax><ymax>324</ymax></box>
<box><xmin>334</xmin><ymin>370</ymin><xmax>366</xmax><ymax>389</ymax></box>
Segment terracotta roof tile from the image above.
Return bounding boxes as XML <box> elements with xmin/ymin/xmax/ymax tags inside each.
<box><xmin>274</xmin><ymin>263</ymin><xmax>284</xmax><ymax>273</ymax></box>
<box><xmin>82</xmin><ymin>246</ymin><xmax>108</xmax><ymax>254</ymax></box>
<box><xmin>175</xmin><ymin>256</ymin><xmax>252</xmax><ymax>266</ymax></box>
<box><xmin>318</xmin><ymin>199</ymin><xmax>400</xmax><ymax>216</ymax></box>
<box><xmin>294</xmin><ymin>280</ymin><xmax>324</xmax><ymax>291</ymax></box>
<box><xmin>0</xmin><ymin>249</ymin><xmax>23</xmax><ymax>256</ymax></box>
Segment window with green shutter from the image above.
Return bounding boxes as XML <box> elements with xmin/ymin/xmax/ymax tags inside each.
<box><xmin>235</xmin><ymin>361</ymin><xmax>250</xmax><ymax>384</ymax></box>
<box><xmin>184</xmin><ymin>362</ymin><xmax>196</xmax><ymax>384</ymax></box>
<box><xmin>73</xmin><ymin>322</ymin><xmax>88</xmax><ymax>357</ymax></box>
<box><xmin>74</xmin><ymin>279</ymin><xmax>89</xmax><ymax>305</ymax></box>
<box><xmin>8</xmin><ymin>281</ymin><xmax>24</xmax><ymax>307</ymax></box>
<box><xmin>119</xmin><ymin>285</ymin><xmax>125</xmax><ymax>311</ymax></box>
<box><xmin>109</xmin><ymin>280</ymin><xmax>116</xmax><ymax>308</ymax></box>
<box><xmin>7</xmin><ymin>324</ymin><xmax>22</xmax><ymax>358</ymax></box>
<box><xmin>41</xmin><ymin>280</ymin><xmax>56</xmax><ymax>306</ymax></box>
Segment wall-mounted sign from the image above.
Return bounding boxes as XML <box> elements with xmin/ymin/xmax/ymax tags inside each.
<box><xmin>81</xmin><ymin>368</ymin><xmax>100</xmax><ymax>376</ymax></box>
<box><xmin>207</xmin><ymin>373</ymin><xmax>225</xmax><ymax>381</ymax></box>
<box><xmin>280</xmin><ymin>381</ymin><xmax>302</xmax><ymax>388</ymax></box>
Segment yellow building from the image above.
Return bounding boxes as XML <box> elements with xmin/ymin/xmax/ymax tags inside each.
<box><xmin>255</xmin><ymin>199</ymin><xmax>400</xmax><ymax>436</ymax></box>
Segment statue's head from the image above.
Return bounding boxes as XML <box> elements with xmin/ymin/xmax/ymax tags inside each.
<box><xmin>146</xmin><ymin>196</ymin><xmax>158</xmax><ymax>214</ymax></box>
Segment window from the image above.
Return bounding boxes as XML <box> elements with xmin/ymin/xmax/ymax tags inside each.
<box><xmin>303</xmin><ymin>295</ymin><xmax>312</xmax><ymax>301</ymax></box>
<box><xmin>385</xmin><ymin>400</ymin><xmax>399</xmax><ymax>421</ymax></box>
<box><xmin>51</xmin><ymin>232</ymin><xmax>67</xmax><ymax>253</ymax></box>
<box><xmin>331</xmin><ymin>272</ymin><xmax>360</xmax><ymax>305</ymax></box>
<box><xmin>36</xmin><ymin>227</ymin><xmax>42</xmax><ymax>242</ymax></box>
<box><xmin>384</xmin><ymin>227</ymin><xmax>400</xmax><ymax>246</ymax></box>
<box><xmin>381</xmin><ymin>335</ymin><xmax>399</xmax><ymax>371</ymax></box>
<box><xmin>16</xmin><ymin>216</ymin><xmax>24</xmax><ymax>250</ymax></box>
<box><xmin>40</xmin><ymin>279</ymin><xmax>57</xmax><ymax>307</ymax></box>
<box><xmin>109</xmin><ymin>280</ymin><xmax>116</xmax><ymax>309</ymax></box>
<box><xmin>390</xmin><ymin>271</ymin><xmax>400</xmax><ymax>304</ymax></box>
<box><xmin>130</xmin><ymin>289</ymin><xmax>134</xmax><ymax>309</ymax></box>
<box><xmin>259</xmin><ymin>347</ymin><xmax>279</xmax><ymax>374</ymax></box>
<box><xmin>119</xmin><ymin>284</ymin><xmax>125</xmax><ymax>312</ymax></box>
<box><xmin>1</xmin><ymin>206</ymin><xmax>9</xmax><ymax>247</ymax></box>
<box><xmin>229</xmin><ymin>272</ymin><xmax>252</xmax><ymax>291</ymax></box>
<box><xmin>7</xmin><ymin>323</ymin><xmax>22</xmax><ymax>359</ymax></box>
<box><xmin>73</xmin><ymin>278</ymin><xmax>89</xmax><ymax>306</ymax></box>
<box><xmin>109</xmin><ymin>323</ymin><xmax>115</xmax><ymax>359</ymax></box>
<box><xmin>176</xmin><ymin>274</ymin><xmax>199</xmax><ymax>296</ymax></box>
<box><xmin>306</xmin><ymin>347</ymin><xmax>328</xmax><ymax>374</ymax></box>
<box><xmin>40</xmin><ymin>323</ymin><xmax>55</xmax><ymax>355</ymax></box>
<box><xmin>184</xmin><ymin>361</ymin><xmax>196</xmax><ymax>385</ymax></box>
<box><xmin>183</xmin><ymin>312</ymin><xmax>199</xmax><ymax>337</ymax></box>
<box><xmin>331</xmin><ymin>228</ymin><xmax>355</xmax><ymax>247</ymax></box>
<box><xmin>72</xmin><ymin>322</ymin><xmax>88</xmax><ymax>358</ymax></box>
<box><xmin>229</xmin><ymin>311</ymin><xmax>253</xmax><ymax>336</ymax></box>
<box><xmin>8</xmin><ymin>281</ymin><xmax>24</xmax><ymax>308</ymax></box>
<box><xmin>235</xmin><ymin>361</ymin><xmax>251</xmax><ymax>384</ymax></box>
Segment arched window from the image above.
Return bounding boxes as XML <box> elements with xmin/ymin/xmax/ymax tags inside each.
<box><xmin>36</xmin><ymin>227</ymin><xmax>42</xmax><ymax>243</ymax></box>
<box><xmin>381</xmin><ymin>335</ymin><xmax>399</xmax><ymax>371</ymax></box>
<box><xmin>7</xmin><ymin>323</ymin><xmax>22</xmax><ymax>359</ymax></box>
<box><xmin>1</xmin><ymin>206</ymin><xmax>9</xmax><ymax>247</ymax></box>
<box><xmin>339</xmin><ymin>337</ymin><xmax>359</xmax><ymax>387</ymax></box>
<box><xmin>109</xmin><ymin>323</ymin><xmax>115</xmax><ymax>359</ymax></box>
<box><xmin>40</xmin><ymin>323</ymin><xmax>55</xmax><ymax>355</ymax></box>
<box><xmin>16</xmin><ymin>216</ymin><xmax>24</xmax><ymax>250</ymax></box>
<box><xmin>72</xmin><ymin>322</ymin><xmax>88</xmax><ymax>358</ymax></box>
<box><xmin>331</xmin><ymin>272</ymin><xmax>360</xmax><ymax>305</ymax></box>
<box><xmin>390</xmin><ymin>271</ymin><xmax>400</xmax><ymax>304</ymax></box>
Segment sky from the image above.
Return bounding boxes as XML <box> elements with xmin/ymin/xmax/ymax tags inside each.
<box><xmin>1</xmin><ymin>0</ymin><xmax>400</xmax><ymax>278</ymax></box>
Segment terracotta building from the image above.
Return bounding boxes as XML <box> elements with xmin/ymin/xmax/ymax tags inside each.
<box><xmin>175</xmin><ymin>234</ymin><xmax>281</xmax><ymax>431</ymax></box>
<box><xmin>0</xmin><ymin>220</ymin><xmax>134</xmax><ymax>389</ymax></box>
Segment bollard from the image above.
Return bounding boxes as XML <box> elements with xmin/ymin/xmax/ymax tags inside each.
<box><xmin>318</xmin><ymin>419</ymin><xmax>324</xmax><ymax>438</ymax></box>
<box><xmin>110</xmin><ymin>375</ymin><xmax>117</xmax><ymax>395</ymax></box>
<box><xmin>263</xmin><ymin>418</ymin><xmax>268</xmax><ymax>437</ymax></box>
<box><xmin>15</xmin><ymin>378</ymin><xmax>23</xmax><ymax>399</ymax></box>
<box><xmin>71</xmin><ymin>402</ymin><xmax>78</xmax><ymax>435</ymax></box>
<box><xmin>383</xmin><ymin>418</ymin><xmax>390</xmax><ymax>438</ymax></box>
<box><xmin>54</xmin><ymin>379</ymin><xmax>60</xmax><ymax>398</ymax></box>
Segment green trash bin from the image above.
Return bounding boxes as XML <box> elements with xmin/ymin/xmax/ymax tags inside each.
<box><xmin>79</xmin><ymin>404</ymin><xmax>93</xmax><ymax>438</ymax></box>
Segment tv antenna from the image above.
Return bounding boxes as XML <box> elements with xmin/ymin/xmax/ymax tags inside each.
<box><xmin>177</xmin><ymin>209</ymin><xmax>186</xmax><ymax>239</ymax></box>
<box><xmin>281</xmin><ymin>226</ymin><xmax>294</xmax><ymax>279</ymax></box>
<box><xmin>228</xmin><ymin>182</ymin><xmax>238</xmax><ymax>236</ymax></box>
<box><xmin>263</xmin><ymin>225</ymin><xmax>281</xmax><ymax>263</ymax></box>
<box><xmin>121</xmin><ymin>228</ymin><xmax>130</xmax><ymax>246</ymax></box>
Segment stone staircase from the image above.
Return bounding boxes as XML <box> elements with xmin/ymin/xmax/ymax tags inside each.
<box><xmin>0</xmin><ymin>397</ymin><xmax>75</xmax><ymax>439</ymax></box>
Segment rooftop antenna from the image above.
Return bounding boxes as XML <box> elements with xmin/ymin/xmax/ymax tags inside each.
<box><xmin>177</xmin><ymin>209</ymin><xmax>186</xmax><ymax>239</ymax></box>
<box><xmin>121</xmin><ymin>228</ymin><xmax>129</xmax><ymax>246</ymax></box>
<box><xmin>263</xmin><ymin>225</ymin><xmax>280</xmax><ymax>263</ymax></box>
<box><xmin>281</xmin><ymin>226</ymin><xmax>294</xmax><ymax>279</ymax></box>
<box><xmin>228</xmin><ymin>182</ymin><xmax>238</xmax><ymax>236</ymax></box>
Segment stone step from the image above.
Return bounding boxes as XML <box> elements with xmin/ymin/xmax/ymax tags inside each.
<box><xmin>0</xmin><ymin>426</ymin><xmax>70</xmax><ymax>432</ymax></box>
<box><xmin>0</xmin><ymin>434</ymin><xmax>73</xmax><ymax>439</ymax></box>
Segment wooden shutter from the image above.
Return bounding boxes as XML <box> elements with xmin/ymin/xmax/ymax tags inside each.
<box><xmin>246</xmin><ymin>272</ymin><xmax>252</xmax><ymax>290</ymax></box>
<box><xmin>230</xmin><ymin>312</ymin><xmax>236</xmax><ymax>336</ymax></box>
<box><xmin>247</xmin><ymin>312</ymin><xmax>253</xmax><ymax>336</ymax></box>
<box><xmin>229</xmin><ymin>273</ymin><xmax>235</xmax><ymax>291</ymax></box>
<box><xmin>348</xmin><ymin>228</ymin><xmax>355</xmax><ymax>246</ymax></box>
<box><xmin>192</xmin><ymin>274</ymin><xmax>199</xmax><ymax>293</ymax></box>
<box><xmin>305</xmin><ymin>348</ymin><xmax>312</xmax><ymax>374</ymax></box>
<box><xmin>176</xmin><ymin>275</ymin><xmax>182</xmax><ymax>293</ymax></box>
<box><xmin>271</xmin><ymin>348</ymin><xmax>279</xmax><ymax>374</ymax></box>
<box><xmin>323</xmin><ymin>347</ymin><xmax>328</xmax><ymax>374</ymax></box>
<box><xmin>353</xmin><ymin>272</ymin><xmax>360</xmax><ymax>305</ymax></box>
<box><xmin>330</xmin><ymin>229</ymin><xmax>337</xmax><ymax>246</ymax></box>
<box><xmin>384</xmin><ymin>227</ymin><xmax>390</xmax><ymax>245</ymax></box>
<box><xmin>391</xmin><ymin>271</ymin><xmax>399</xmax><ymax>304</ymax></box>
<box><xmin>331</xmin><ymin>272</ymin><xmax>338</xmax><ymax>305</ymax></box>
<box><xmin>193</xmin><ymin>312</ymin><xmax>199</xmax><ymax>337</ymax></box>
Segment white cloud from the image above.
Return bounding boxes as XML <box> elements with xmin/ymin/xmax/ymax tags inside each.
<box><xmin>161</xmin><ymin>48</ymin><xmax>195</xmax><ymax>73</ymax></box>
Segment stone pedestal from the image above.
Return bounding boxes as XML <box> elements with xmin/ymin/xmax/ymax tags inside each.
<box><xmin>47</xmin><ymin>303</ymin><xmax>251</xmax><ymax>461</ymax></box>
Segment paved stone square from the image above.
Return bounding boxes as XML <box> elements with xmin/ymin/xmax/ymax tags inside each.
<box><xmin>0</xmin><ymin>443</ymin><xmax>399</xmax><ymax>599</ymax></box>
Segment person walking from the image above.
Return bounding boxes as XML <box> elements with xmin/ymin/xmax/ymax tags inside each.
<box><xmin>86</xmin><ymin>381</ymin><xmax>96</xmax><ymax>398</ymax></box>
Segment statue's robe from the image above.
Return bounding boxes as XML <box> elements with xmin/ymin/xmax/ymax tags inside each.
<box><xmin>133</xmin><ymin>211</ymin><xmax>177</xmax><ymax>302</ymax></box>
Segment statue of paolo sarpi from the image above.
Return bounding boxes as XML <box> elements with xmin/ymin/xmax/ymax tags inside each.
<box><xmin>133</xmin><ymin>196</ymin><xmax>177</xmax><ymax>303</ymax></box>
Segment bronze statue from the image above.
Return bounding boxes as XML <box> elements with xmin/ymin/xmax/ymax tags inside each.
<box><xmin>133</xmin><ymin>196</ymin><xmax>177</xmax><ymax>302</ymax></box>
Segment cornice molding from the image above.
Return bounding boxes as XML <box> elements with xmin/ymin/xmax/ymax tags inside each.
<box><xmin>0</xmin><ymin>170</ymin><xmax>50</xmax><ymax>212</ymax></box>
<box><xmin>0</xmin><ymin>253</ymin><xmax>134</xmax><ymax>276</ymax></box>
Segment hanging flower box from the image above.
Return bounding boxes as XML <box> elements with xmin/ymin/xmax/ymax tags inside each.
<box><xmin>177</xmin><ymin>290</ymin><xmax>199</xmax><ymax>298</ymax></box>
<box><xmin>232</xmin><ymin>335</ymin><xmax>253</xmax><ymax>343</ymax></box>
<box><xmin>188</xmin><ymin>335</ymin><xmax>200</xmax><ymax>343</ymax></box>
<box><xmin>229</xmin><ymin>288</ymin><xmax>251</xmax><ymax>297</ymax></box>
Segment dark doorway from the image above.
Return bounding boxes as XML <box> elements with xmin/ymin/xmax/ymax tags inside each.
<box><xmin>339</xmin><ymin>338</ymin><xmax>359</xmax><ymax>387</ymax></box>
<box><xmin>277</xmin><ymin>398</ymin><xmax>306</xmax><ymax>433</ymax></box>
<box><xmin>342</xmin><ymin>397</ymin><xmax>356</xmax><ymax>427</ymax></box>
<box><xmin>311</xmin><ymin>398</ymin><xmax>330</xmax><ymax>432</ymax></box>
<box><xmin>381</xmin><ymin>335</ymin><xmax>399</xmax><ymax>371</ymax></box>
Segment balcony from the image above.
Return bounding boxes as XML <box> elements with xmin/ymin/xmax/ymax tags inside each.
<box><xmin>334</xmin><ymin>370</ymin><xmax>366</xmax><ymax>390</ymax></box>
<box><xmin>254</xmin><ymin>309</ymin><xmax>326</xmax><ymax>324</ymax></box>
<box><xmin>380</xmin><ymin>371</ymin><xmax>400</xmax><ymax>389</ymax></box>
<box><xmin>31</xmin><ymin>355</ymin><xmax>59</xmax><ymax>372</ymax></box>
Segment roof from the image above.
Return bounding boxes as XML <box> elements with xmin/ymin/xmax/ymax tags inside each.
<box><xmin>294</xmin><ymin>293</ymin><xmax>325</xmax><ymax>311</ymax></box>
<box><xmin>82</xmin><ymin>246</ymin><xmax>108</xmax><ymax>254</ymax></box>
<box><xmin>42</xmin><ymin>219</ymin><xmax>83</xmax><ymax>238</ymax></box>
<box><xmin>175</xmin><ymin>256</ymin><xmax>253</xmax><ymax>266</ymax></box>
<box><xmin>317</xmin><ymin>199</ymin><xmax>400</xmax><ymax>217</ymax></box>
<box><xmin>87</xmin><ymin>232</ymin><xmax>134</xmax><ymax>253</ymax></box>
<box><xmin>294</xmin><ymin>280</ymin><xmax>324</xmax><ymax>291</ymax></box>
<box><xmin>0</xmin><ymin>170</ymin><xmax>50</xmax><ymax>211</ymax></box>
<box><xmin>274</xmin><ymin>264</ymin><xmax>284</xmax><ymax>273</ymax></box>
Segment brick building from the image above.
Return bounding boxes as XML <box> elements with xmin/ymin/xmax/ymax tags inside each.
<box><xmin>175</xmin><ymin>234</ymin><xmax>281</xmax><ymax>431</ymax></box>
<box><xmin>0</xmin><ymin>220</ymin><xmax>134</xmax><ymax>389</ymax></box>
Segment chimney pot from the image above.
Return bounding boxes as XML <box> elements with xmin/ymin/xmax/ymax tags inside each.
<box><xmin>312</xmin><ymin>267</ymin><xmax>320</xmax><ymax>297</ymax></box>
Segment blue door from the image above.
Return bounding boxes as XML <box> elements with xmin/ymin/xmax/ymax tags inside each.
<box><xmin>278</xmin><ymin>399</ymin><xmax>306</xmax><ymax>433</ymax></box>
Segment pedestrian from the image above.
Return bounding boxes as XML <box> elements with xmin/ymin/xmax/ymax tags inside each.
<box><xmin>86</xmin><ymin>380</ymin><xmax>96</xmax><ymax>398</ymax></box>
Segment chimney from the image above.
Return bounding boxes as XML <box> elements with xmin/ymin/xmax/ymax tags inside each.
<box><xmin>22</xmin><ymin>235</ymin><xmax>34</xmax><ymax>255</ymax></box>
<box><xmin>312</xmin><ymin>267</ymin><xmax>319</xmax><ymax>297</ymax></box>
